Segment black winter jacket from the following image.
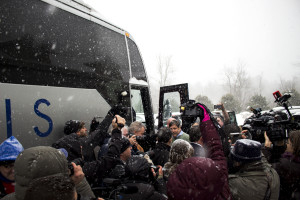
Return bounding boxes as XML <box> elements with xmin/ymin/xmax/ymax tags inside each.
<box><xmin>83</xmin><ymin>130</ymin><xmax>129</xmax><ymax>187</ymax></box>
<box><xmin>119</xmin><ymin>180</ymin><xmax>167</xmax><ymax>200</ymax></box>
<box><xmin>149</xmin><ymin>142</ymin><xmax>170</xmax><ymax>167</ymax></box>
<box><xmin>52</xmin><ymin>114</ymin><xmax>112</xmax><ymax>162</ymax></box>
<box><xmin>272</xmin><ymin>152</ymin><xmax>300</xmax><ymax>200</ymax></box>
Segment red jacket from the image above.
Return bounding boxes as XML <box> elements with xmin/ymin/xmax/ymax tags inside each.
<box><xmin>167</xmin><ymin>120</ymin><xmax>231</xmax><ymax>200</ymax></box>
<box><xmin>0</xmin><ymin>180</ymin><xmax>15</xmax><ymax>198</ymax></box>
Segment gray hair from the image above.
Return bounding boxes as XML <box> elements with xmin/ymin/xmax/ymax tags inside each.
<box><xmin>129</xmin><ymin>121</ymin><xmax>145</xmax><ymax>134</ymax></box>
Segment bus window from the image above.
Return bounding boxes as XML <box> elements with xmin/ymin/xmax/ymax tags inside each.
<box><xmin>130</xmin><ymin>85</ymin><xmax>155</xmax><ymax>135</ymax></box>
<box><xmin>0</xmin><ymin>0</ymin><xmax>144</xmax><ymax>147</ymax></box>
<box><xmin>131</xmin><ymin>89</ymin><xmax>145</xmax><ymax>123</ymax></box>
<box><xmin>163</xmin><ymin>92</ymin><xmax>180</xmax><ymax>126</ymax></box>
<box><xmin>0</xmin><ymin>0</ymin><xmax>130</xmax><ymax>106</ymax></box>
<box><xmin>127</xmin><ymin>38</ymin><xmax>147</xmax><ymax>82</ymax></box>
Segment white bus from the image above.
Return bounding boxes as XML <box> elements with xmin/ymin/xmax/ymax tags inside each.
<box><xmin>0</xmin><ymin>0</ymin><xmax>155</xmax><ymax>147</ymax></box>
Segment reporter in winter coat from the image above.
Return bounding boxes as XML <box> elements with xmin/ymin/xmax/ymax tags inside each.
<box><xmin>228</xmin><ymin>139</ymin><xmax>280</xmax><ymax>200</ymax></box>
<box><xmin>149</xmin><ymin>127</ymin><xmax>172</xmax><ymax>167</ymax></box>
<box><xmin>167</xmin><ymin>103</ymin><xmax>231</xmax><ymax>200</ymax></box>
<box><xmin>2</xmin><ymin>146</ymin><xmax>95</xmax><ymax>200</ymax></box>
<box><xmin>0</xmin><ymin>136</ymin><xmax>24</xmax><ymax>198</ymax></box>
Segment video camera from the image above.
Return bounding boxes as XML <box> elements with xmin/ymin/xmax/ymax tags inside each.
<box><xmin>128</xmin><ymin>133</ymin><xmax>147</xmax><ymax>142</ymax></box>
<box><xmin>229</xmin><ymin>131</ymin><xmax>253</xmax><ymax>144</ymax></box>
<box><xmin>242</xmin><ymin>91</ymin><xmax>300</xmax><ymax>143</ymax></box>
<box><xmin>128</xmin><ymin>133</ymin><xmax>157</xmax><ymax>152</ymax></box>
<box><xmin>179</xmin><ymin>100</ymin><xmax>203</xmax><ymax>133</ymax></box>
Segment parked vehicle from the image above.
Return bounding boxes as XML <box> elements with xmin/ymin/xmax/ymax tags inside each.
<box><xmin>0</xmin><ymin>0</ymin><xmax>155</xmax><ymax>147</ymax></box>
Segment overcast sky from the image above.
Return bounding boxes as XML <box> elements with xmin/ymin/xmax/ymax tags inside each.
<box><xmin>83</xmin><ymin>0</ymin><xmax>300</xmax><ymax>101</ymax></box>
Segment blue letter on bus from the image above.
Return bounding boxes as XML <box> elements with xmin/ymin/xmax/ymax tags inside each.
<box><xmin>33</xmin><ymin>99</ymin><xmax>53</xmax><ymax>137</ymax></box>
<box><xmin>5</xmin><ymin>99</ymin><xmax>12</xmax><ymax>138</ymax></box>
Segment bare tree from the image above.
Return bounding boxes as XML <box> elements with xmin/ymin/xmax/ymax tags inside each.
<box><xmin>157</xmin><ymin>55</ymin><xmax>174</xmax><ymax>86</ymax></box>
<box><xmin>223</xmin><ymin>60</ymin><xmax>251</xmax><ymax>110</ymax></box>
<box><xmin>279</xmin><ymin>77</ymin><xmax>296</xmax><ymax>92</ymax></box>
<box><xmin>224</xmin><ymin>66</ymin><xmax>234</xmax><ymax>94</ymax></box>
<box><xmin>148</xmin><ymin>55</ymin><xmax>174</xmax><ymax>113</ymax></box>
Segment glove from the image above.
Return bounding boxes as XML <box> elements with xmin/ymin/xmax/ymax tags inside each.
<box><xmin>197</xmin><ymin>103</ymin><xmax>211</xmax><ymax>122</ymax></box>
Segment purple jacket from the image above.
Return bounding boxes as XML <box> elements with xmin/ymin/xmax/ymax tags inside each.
<box><xmin>167</xmin><ymin>120</ymin><xmax>231</xmax><ymax>200</ymax></box>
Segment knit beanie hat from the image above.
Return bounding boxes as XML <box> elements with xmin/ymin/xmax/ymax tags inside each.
<box><xmin>108</xmin><ymin>138</ymin><xmax>131</xmax><ymax>157</ymax></box>
<box><xmin>0</xmin><ymin>136</ymin><xmax>24</xmax><ymax>162</ymax></box>
<box><xmin>169</xmin><ymin>139</ymin><xmax>194</xmax><ymax>164</ymax></box>
<box><xmin>64</xmin><ymin>120</ymin><xmax>82</xmax><ymax>135</ymax></box>
<box><xmin>164</xmin><ymin>139</ymin><xmax>194</xmax><ymax>177</ymax></box>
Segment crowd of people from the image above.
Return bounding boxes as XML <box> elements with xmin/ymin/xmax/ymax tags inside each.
<box><xmin>0</xmin><ymin>103</ymin><xmax>299</xmax><ymax>200</ymax></box>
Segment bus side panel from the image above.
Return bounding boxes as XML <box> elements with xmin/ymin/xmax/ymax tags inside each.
<box><xmin>0</xmin><ymin>83</ymin><xmax>110</xmax><ymax>148</ymax></box>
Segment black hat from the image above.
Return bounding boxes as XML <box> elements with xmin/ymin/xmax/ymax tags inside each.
<box><xmin>64</xmin><ymin>120</ymin><xmax>81</xmax><ymax>135</ymax></box>
<box><xmin>231</xmin><ymin>139</ymin><xmax>261</xmax><ymax>162</ymax></box>
<box><xmin>108</xmin><ymin>138</ymin><xmax>131</xmax><ymax>157</ymax></box>
<box><xmin>127</xmin><ymin>155</ymin><xmax>151</xmax><ymax>180</ymax></box>
<box><xmin>119</xmin><ymin>138</ymin><xmax>131</xmax><ymax>154</ymax></box>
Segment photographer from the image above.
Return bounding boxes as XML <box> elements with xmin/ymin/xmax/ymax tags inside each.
<box><xmin>262</xmin><ymin>132</ymin><xmax>287</xmax><ymax>164</ymax></box>
<box><xmin>263</xmin><ymin>130</ymin><xmax>300</xmax><ymax>200</ymax></box>
<box><xmin>128</xmin><ymin>121</ymin><xmax>158</xmax><ymax>154</ymax></box>
<box><xmin>82</xmin><ymin>115</ymin><xmax>132</xmax><ymax>187</ymax></box>
<box><xmin>52</xmin><ymin>107</ymin><xmax>120</xmax><ymax>163</ymax></box>
<box><xmin>128</xmin><ymin>121</ymin><xmax>146</xmax><ymax>154</ymax></box>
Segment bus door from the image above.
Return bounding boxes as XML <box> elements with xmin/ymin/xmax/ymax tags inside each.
<box><xmin>228</xmin><ymin>111</ymin><xmax>238</xmax><ymax>126</ymax></box>
<box><xmin>130</xmin><ymin>84</ymin><xmax>155</xmax><ymax>136</ymax></box>
<box><xmin>158</xmin><ymin>83</ymin><xmax>189</xmax><ymax>129</ymax></box>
